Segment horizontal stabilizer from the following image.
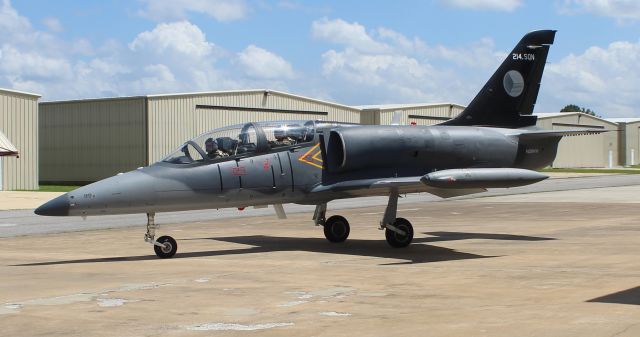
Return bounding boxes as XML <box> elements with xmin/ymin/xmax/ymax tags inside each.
<box><xmin>516</xmin><ymin>129</ymin><xmax>607</xmax><ymax>140</ymax></box>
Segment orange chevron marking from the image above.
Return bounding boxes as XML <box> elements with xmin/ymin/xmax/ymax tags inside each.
<box><xmin>298</xmin><ymin>143</ymin><xmax>324</xmax><ymax>169</ymax></box>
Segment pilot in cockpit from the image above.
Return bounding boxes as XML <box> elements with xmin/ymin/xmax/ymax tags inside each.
<box><xmin>205</xmin><ymin>138</ymin><xmax>228</xmax><ymax>159</ymax></box>
<box><xmin>271</xmin><ymin>128</ymin><xmax>295</xmax><ymax>147</ymax></box>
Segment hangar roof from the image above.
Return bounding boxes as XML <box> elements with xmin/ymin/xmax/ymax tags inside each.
<box><xmin>535</xmin><ymin>112</ymin><xmax>619</xmax><ymax>127</ymax></box>
<box><xmin>0</xmin><ymin>88</ymin><xmax>41</xmax><ymax>98</ymax></box>
<box><xmin>606</xmin><ymin>118</ymin><xmax>640</xmax><ymax>124</ymax></box>
<box><xmin>41</xmin><ymin>89</ymin><xmax>360</xmax><ymax>111</ymax></box>
<box><xmin>355</xmin><ymin>103</ymin><xmax>465</xmax><ymax>111</ymax></box>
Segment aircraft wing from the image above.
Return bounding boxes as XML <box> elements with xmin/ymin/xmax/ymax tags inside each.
<box><xmin>310</xmin><ymin>168</ymin><xmax>549</xmax><ymax>199</ymax></box>
<box><xmin>310</xmin><ymin>176</ymin><xmax>487</xmax><ymax>199</ymax></box>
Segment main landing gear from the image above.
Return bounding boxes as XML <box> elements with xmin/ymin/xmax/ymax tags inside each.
<box><xmin>313</xmin><ymin>188</ymin><xmax>414</xmax><ymax>248</ymax></box>
<box><xmin>145</xmin><ymin>213</ymin><xmax>178</xmax><ymax>259</ymax></box>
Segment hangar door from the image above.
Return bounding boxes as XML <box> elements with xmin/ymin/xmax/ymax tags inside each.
<box><xmin>552</xmin><ymin>124</ymin><xmax>605</xmax><ymax>168</ymax></box>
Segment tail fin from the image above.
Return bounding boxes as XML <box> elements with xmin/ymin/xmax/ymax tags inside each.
<box><xmin>441</xmin><ymin>30</ymin><xmax>556</xmax><ymax>128</ymax></box>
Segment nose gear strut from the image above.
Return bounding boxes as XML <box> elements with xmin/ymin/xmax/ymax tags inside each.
<box><xmin>144</xmin><ymin>212</ymin><xmax>178</xmax><ymax>258</ymax></box>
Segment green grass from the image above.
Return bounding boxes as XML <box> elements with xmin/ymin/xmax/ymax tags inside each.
<box><xmin>17</xmin><ymin>185</ymin><xmax>82</xmax><ymax>192</ymax></box>
<box><xmin>540</xmin><ymin>168</ymin><xmax>640</xmax><ymax>174</ymax></box>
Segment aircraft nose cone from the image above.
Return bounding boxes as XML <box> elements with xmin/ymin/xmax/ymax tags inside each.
<box><xmin>34</xmin><ymin>194</ymin><xmax>70</xmax><ymax>216</ymax></box>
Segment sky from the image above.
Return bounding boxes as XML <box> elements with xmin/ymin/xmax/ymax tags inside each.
<box><xmin>0</xmin><ymin>0</ymin><xmax>639</xmax><ymax>117</ymax></box>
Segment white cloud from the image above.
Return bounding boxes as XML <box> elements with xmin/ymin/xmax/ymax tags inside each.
<box><xmin>130</xmin><ymin>64</ymin><xmax>179</xmax><ymax>93</ymax></box>
<box><xmin>2</xmin><ymin>0</ymin><xmax>638</xmax><ymax>119</ymax></box>
<box><xmin>313</xmin><ymin>18</ymin><xmax>504</xmax><ymax>105</ymax></box>
<box><xmin>0</xmin><ymin>0</ymin><xmax>60</xmax><ymax>53</ymax></box>
<box><xmin>71</xmin><ymin>38</ymin><xmax>94</xmax><ymax>56</ymax></box>
<box><xmin>0</xmin><ymin>0</ymin><xmax>297</xmax><ymax>99</ymax></box>
<box><xmin>237</xmin><ymin>45</ymin><xmax>295</xmax><ymax>79</ymax></box>
<box><xmin>129</xmin><ymin>21</ymin><xmax>215</xmax><ymax>60</ymax></box>
<box><xmin>311</xmin><ymin>17</ymin><xmax>640</xmax><ymax>118</ymax></box>
<box><xmin>320</xmin><ymin>48</ymin><xmax>440</xmax><ymax>102</ymax></box>
<box><xmin>42</xmin><ymin>17</ymin><xmax>62</xmax><ymax>32</ymax></box>
<box><xmin>440</xmin><ymin>0</ymin><xmax>523</xmax><ymax>11</ymax></box>
<box><xmin>0</xmin><ymin>45</ymin><xmax>72</xmax><ymax>79</ymax></box>
<box><xmin>138</xmin><ymin>0</ymin><xmax>247</xmax><ymax>22</ymax></box>
<box><xmin>117</xmin><ymin>21</ymin><xmax>223</xmax><ymax>94</ymax></box>
<box><xmin>0</xmin><ymin>0</ymin><xmax>29</xmax><ymax>34</ymax></box>
<box><xmin>558</xmin><ymin>0</ymin><xmax>640</xmax><ymax>22</ymax></box>
<box><xmin>312</xmin><ymin>18</ymin><xmax>389</xmax><ymax>53</ymax></box>
<box><xmin>541</xmin><ymin>40</ymin><xmax>640</xmax><ymax>117</ymax></box>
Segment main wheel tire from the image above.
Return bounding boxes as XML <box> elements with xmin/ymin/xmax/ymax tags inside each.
<box><xmin>323</xmin><ymin>215</ymin><xmax>350</xmax><ymax>243</ymax></box>
<box><xmin>385</xmin><ymin>218</ymin><xmax>414</xmax><ymax>248</ymax></box>
<box><xmin>154</xmin><ymin>235</ymin><xmax>178</xmax><ymax>258</ymax></box>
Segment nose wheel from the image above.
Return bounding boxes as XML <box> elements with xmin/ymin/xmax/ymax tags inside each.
<box><xmin>154</xmin><ymin>235</ymin><xmax>178</xmax><ymax>258</ymax></box>
<box><xmin>145</xmin><ymin>213</ymin><xmax>178</xmax><ymax>259</ymax></box>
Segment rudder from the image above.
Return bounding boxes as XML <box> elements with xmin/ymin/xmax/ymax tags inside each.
<box><xmin>441</xmin><ymin>30</ymin><xmax>556</xmax><ymax>128</ymax></box>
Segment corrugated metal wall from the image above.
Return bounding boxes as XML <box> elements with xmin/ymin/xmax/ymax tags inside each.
<box><xmin>359</xmin><ymin>110</ymin><xmax>378</xmax><ymax>125</ymax></box>
<box><xmin>0</xmin><ymin>90</ymin><xmax>39</xmax><ymax>190</ymax></box>
<box><xmin>39</xmin><ymin>97</ymin><xmax>147</xmax><ymax>183</ymax></box>
<box><xmin>36</xmin><ymin>90</ymin><xmax>633</xmax><ymax>184</ymax></box>
<box><xmin>620</xmin><ymin>122</ymin><xmax>640</xmax><ymax>165</ymax></box>
<box><xmin>378</xmin><ymin>104</ymin><xmax>464</xmax><ymax>126</ymax></box>
<box><xmin>146</xmin><ymin>91</ymin><xmax>361</xmax><ymax>163</ymax></box>
<box><xmin>537</xmin><ymin>114</ymin><xmax>619</xmax><ymax>168</ymax></box>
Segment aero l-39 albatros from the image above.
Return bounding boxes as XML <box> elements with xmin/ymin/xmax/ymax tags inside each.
<box><xmin>36</xmin><ymin>30</ymin><xmax>602</xmax><ymax>258</ymax></box>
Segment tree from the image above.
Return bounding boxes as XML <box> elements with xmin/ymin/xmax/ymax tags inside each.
<box><xmin>560</xmin><ymin>104</ymin><xmax>597</xmax><ymax>117</ymax></box>
<box><xmin>560</xmin><ymin>104</ymin><xmax>581</xmax><ymax>112</ymax></box>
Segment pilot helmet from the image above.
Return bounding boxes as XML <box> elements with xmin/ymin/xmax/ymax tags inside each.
<box><xmin>286</xmin><ymin>127</ymin><xmax>302</xmax><ymax>141</ymax></box>
<box><xmin>205</xmin><ymin>138</ymin><xmax>217</xmax><ymax>152</ymax></box>
<box><xmin>273</xmin><ymin>128</ymin><xmax>285</xmax><ymax>140</ymax></box>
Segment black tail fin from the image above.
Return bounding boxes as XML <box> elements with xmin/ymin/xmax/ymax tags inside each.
<box><xmin>441</xmin><ymin>30</ymin><xmax>556</xmax><ymax>128</ymax></box>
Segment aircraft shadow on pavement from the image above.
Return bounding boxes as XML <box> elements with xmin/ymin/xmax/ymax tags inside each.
<box><xmin>587</xmin><ymin>286</ymin><xmax>640</xmax><ymax>306</ymax></box>
<box><xmin>12</xmin><ymin>231</ymin><xmax>553</xmax><ymax>267</ymax></box>
<box><xmin>421</xmin><ymin>231</ymin><xmax>555</xmax><ymax>243</ymax></box>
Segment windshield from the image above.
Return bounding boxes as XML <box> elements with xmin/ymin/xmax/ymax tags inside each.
<box><xmin>162</xmin><ymin>120</ymin><xmax>322</xmax><ymax>164</ymax></box>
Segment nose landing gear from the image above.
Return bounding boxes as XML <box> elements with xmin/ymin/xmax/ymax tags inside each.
<box><xmin>145</xmin><ymin>213</ymin><xmax>178</xmax><ymax>259</ymax></box>
<box><xmin>154</xmin><ymin>235</ymin><xmax>178</xmax><ymax>259</ymax></box>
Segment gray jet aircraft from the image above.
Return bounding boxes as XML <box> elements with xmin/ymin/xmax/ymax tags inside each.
<box><xmin>36</xmin><ymin>30</ymin><xmax>603</xmax><ymax>258</ymax></box>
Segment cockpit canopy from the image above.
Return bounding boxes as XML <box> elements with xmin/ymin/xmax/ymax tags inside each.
<box><xmin>162</xmin><ymin>120</ymin><xmax>351</xmax><ymax>164</ymax></box>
